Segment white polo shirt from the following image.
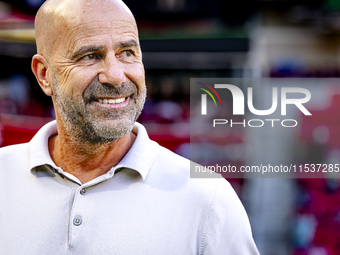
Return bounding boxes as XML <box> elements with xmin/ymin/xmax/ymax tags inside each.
<box><xmin>0</xmin><ymin>121</ymin><xmax>259</xmax><ymax>255</ymax></box>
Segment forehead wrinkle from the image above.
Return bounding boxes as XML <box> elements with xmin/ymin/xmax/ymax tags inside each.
<box><xmin>69</xmin><ymin>19</ymin><xmax>138</xmax><ymax>36</ymax></box>
<box><xmin>63</xmin><ymin>23</ymin><xmax>139</xmax><ymax>58</ymax></box>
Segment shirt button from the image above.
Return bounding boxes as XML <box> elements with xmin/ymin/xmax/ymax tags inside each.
<box><xmin>80</xmin><ymin>188</ymin><xmax>86</xmax><ymax>195</ymax></box>
<box><xmin>73</xmin><ymin>216</ymin><xmax>82</xmax><ymax>226</ymax></box>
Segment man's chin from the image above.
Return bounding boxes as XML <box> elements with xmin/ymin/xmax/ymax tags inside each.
<box><xmin>90</xmin><ymin>119</ymin><xmax>135</xmax><ymax>141</ymax></box>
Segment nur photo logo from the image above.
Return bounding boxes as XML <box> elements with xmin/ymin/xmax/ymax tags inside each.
<box><xmin>197</xmin><ymin>82</ymin><xmax>312</xmax><ymax>128</ymax></box>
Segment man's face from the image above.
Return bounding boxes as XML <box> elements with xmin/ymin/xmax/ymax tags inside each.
<box><xmin>49</xmin><ymin>3</ymin><xmax>146</xmax><ymax>144</ymax></box>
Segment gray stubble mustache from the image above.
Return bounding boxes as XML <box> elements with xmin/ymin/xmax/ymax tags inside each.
<box><xmin>82</xmin><ymin>78</ymin><xmax>138</xmax><ymax>104</ymax></box>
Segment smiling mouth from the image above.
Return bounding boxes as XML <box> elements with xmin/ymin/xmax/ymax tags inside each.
<box><xmin>96</xmin><ymin>97</ymin><xmax>127</xmax><ymax>105</ymax></box>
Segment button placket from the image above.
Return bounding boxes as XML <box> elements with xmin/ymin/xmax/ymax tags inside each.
<box><xmin>68</xmin><ymin>186</ymin><xmax>88</xmax><ymax>245</ymax></box>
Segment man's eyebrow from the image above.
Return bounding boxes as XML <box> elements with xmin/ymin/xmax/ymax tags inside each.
<box><xmin>117</xmin><ymin>39</ymin><xmax>139</xmax><ymax>49</ymax></box>
<box><xmin>71</xmin><ymin>45</ymin><xmax>106</xmax><ymax>59</ymax></box>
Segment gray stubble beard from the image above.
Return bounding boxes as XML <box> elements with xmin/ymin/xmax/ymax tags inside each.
<box><xmin>52</xmin><ymin>74</ymin><xmax>146</xmax><ymax>145</ymax></box>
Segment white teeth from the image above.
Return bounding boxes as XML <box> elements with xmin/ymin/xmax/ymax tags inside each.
<box><xmin>98</xmin><ymin>97</ymin><xmax>126</xmax><ymax>104</ymax></box>
<box><xmin>116</xmin><ymin>98</ymin><xmax>125</xmax><ymax>103</ymax></box>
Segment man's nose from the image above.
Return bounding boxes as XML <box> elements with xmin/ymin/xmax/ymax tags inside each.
<box><xmin>98</xmin><ymin>52</ymin><xmax>125</xmax><ymax>86</ymax></box>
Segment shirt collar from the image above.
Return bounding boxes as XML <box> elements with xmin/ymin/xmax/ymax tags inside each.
<box><xmin>28</xmin><ymin>120</ymin><xmax>160</xmax><ymax>180</ymax></box>
<box><xmin>113</xmin><ymin>122</ymin><xmax>160</xmax><ymax>180</ymax></box>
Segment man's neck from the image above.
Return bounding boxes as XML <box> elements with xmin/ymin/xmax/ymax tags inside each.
<box><xmin>48</xmin><ymin>129</ymin><xmax>136</xmax><ymax>184</ymax></box>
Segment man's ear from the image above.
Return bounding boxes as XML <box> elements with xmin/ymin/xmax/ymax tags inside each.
<box><xmin>31</xmin><ymin>54</ymin><xmax>53</xmax><ymax>96</ymax></box>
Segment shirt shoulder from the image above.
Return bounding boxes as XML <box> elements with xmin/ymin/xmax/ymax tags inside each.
<box><xmin>0</xmin><ymin>143</ymin><xmax>29</xmax><ymax>164</ymax></box>
<box><xmin>157</xmin><ymin>145</ymin><xmax>190</xmax><ymax>170</ymax></box>
<box><xmin>148</xmin><ymin>144</ymin><xmax>235</xmax><ymax>204</ymax></box>
<box><xmin>0</xmin><ymin>143</ymin><xmax>30</xmax><ymax>184</ymax></box>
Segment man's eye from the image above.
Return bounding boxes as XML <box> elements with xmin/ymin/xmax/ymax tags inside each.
<box><xmin>81</xmin><ymin>53</ymin><xmax>99</xmax><ymax>60</ymax></box>
<box><xmin>122</xmin><ymin>50</ymin><xmax>134</xmax><ymax>57</ymax></box>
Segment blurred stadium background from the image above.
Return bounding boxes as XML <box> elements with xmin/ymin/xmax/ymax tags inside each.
<box><xmin>2</xmin><ymin>0</ymin><xmax>340</xmax><ymax>254</ymax></box>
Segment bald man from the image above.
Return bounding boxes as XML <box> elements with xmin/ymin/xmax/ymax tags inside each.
<box><xmin>0</xmin><ymin>0</ymin><xmax>259</xmax><ymax>254</ymax></box>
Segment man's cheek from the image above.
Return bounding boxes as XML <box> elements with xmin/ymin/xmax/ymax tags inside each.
<box><xmin>127</xmin><ymin>64</ymin><xmax>145</xmax><ymax>89</ymax></box>
<box><xmin>64</xmin><ymin>75</ymin><xmax>89</xmax><ymax>96</ymax></box>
